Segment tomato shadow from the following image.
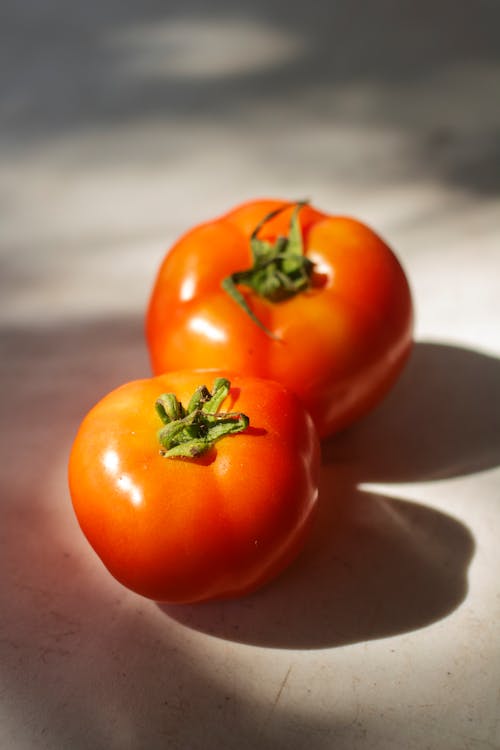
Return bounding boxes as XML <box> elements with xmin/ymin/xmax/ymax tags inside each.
<box><xmin>162</xmin><ymin>341</ymin><xmax>500</xmax><ymax>648</ymax></box>
<box><xmin>325</xmin><ymin>341</ymin><xmax>500</xmax><ymax>483</ymax></box>
<box><xmin>161</xmin><ymin>486</ymin><xmax>474</xmax><ymax>649</ymax></box>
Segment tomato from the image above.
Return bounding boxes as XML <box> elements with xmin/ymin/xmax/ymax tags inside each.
<box><xmin>68</xmin><ymin>372</ymin><xmax>320</xmax><ymax>603</ymax></box>
<box><xmin>146</xmin><ymin>199</ymin><xmax>413</xmax><ymax>437</ymax></box>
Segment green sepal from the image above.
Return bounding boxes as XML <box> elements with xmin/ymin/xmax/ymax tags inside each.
<box><xmin>155</xmin><ymin>393</ymin><xmax>185</xmax><ymax>423</ymax></box>
<box><xmin>221</xmin><ymin>275</ymin><xmax>278</xmax><ymax>339</ymax></box>
<box><xmin>156</xmin><ymin>378</ymin><xmax>249</xmax><ymax>460</ymax></box>
<box><xmin>221</xmin><ymin>200</ymin><xmax>313</xmax><ymax>337</ymax></box>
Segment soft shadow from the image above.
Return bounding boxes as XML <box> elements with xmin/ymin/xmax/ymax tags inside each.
<box><xmin>162</xmin><ymin>484</ymin><xmax>473</xmax><ymax>649</ymax></box>
<box><xmin>2</xmin><ymin>2</ymin><xmax>500</xmax><ymax>196</ymax></box>
<box><xmin>325</xmin><ymin>341</ymin><xmax>500</xmax><ymax>483</ymax></box>
<box><xmin>0</xmin><ymin>316</ymin><xmax>150</xmax><ymax>427</ymax></box>
<box><xmin>164</xmin><ymin>341</ymin><xmax>500</xmax><ymax>647</ymax></box>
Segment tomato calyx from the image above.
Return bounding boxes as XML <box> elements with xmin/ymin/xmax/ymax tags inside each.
<box><xmin>221</xmin><ymin>201</ymin><xmax>314</xmax><ymax>338</ymax></box>
<box><xmin>155</xmin><ymin>377</ymin><xmax>249</xmax><ymax>459</ymax></box>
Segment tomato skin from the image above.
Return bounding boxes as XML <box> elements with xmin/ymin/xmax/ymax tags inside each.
<box><xmin>146</xmin><ymin>200</ymin><xmax>413</xmax><ymax>437</ymax></box>
<box><xmin>68</xmin><ymin>371</ymin><xmax>320</xmax><ymax>603</ymax></box>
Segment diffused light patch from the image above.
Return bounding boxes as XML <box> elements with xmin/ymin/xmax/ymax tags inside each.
<box><xmin>308</xmin><ymin>251</ymin><xmax>333</xmax><ymax>280</ymax></box>
<box><xmin>117</xmin><ymin>475</ymin><xmax>143</xmax><ymax>507</ymax></box>
<box><xmin>102</xmin><ymin>449</ymin><xmax>142</xmax><ymax>506</ymax></box>
<box><xmin>107</xmin><ymin>18</ymin><xmax>306</xmax><ymax>80</ymax></box>
<box><xmin>102</xmin><ymin>449</ymin><xmax>120</xmax><ymax>474</ymax></box>
<box><xmin>189</xmin><ymin>316</ymin><xmax>226</xmax><ymax>342</ymax></box>
<box><xmin>179</xmin><ymin>275</ymin><xmax>196</xmax><ymax>302</ymax></box>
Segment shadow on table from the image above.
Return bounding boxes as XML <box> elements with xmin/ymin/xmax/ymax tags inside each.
<box><xmin>162</xmin><ymin>341</ymin><xmax>500</xmax><ymax>648</ymax></box>
<box><xmin>3</xmin><ymin>1</ymin><xmax>500</xmax><ymax>200</ymax></box>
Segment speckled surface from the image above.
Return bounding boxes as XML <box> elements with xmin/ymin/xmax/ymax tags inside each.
<box><xmin>1</xmin><ymin>2</ymin><xmax>499</xmax><ymax>748</ymax></box>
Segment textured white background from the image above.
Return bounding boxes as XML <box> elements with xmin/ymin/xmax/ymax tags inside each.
<box><xmin>1</xmin><ymin>2</ymin><xmax>499</xmax><ymax>748</ymax></box>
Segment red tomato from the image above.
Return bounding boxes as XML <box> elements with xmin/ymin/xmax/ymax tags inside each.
<box><xmin>68</xmin><ymin>372</ymin><xmax>320</xmax><ymax>603</ymax></box>
<box><xmin>146</xmin><ymin>200</ymin><xmax>413</xmax><ymax>437</ymax></box>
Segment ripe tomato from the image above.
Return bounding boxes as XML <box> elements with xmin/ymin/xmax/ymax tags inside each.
<box><xmin>146</xmin><ymin>199</ymin><xmax>413</xmax><ymax>437</ymax></box>
<box><xmin>68</xmin><ymin>372</ymin><xmax>319</xmax><ymax>603</ymax></box>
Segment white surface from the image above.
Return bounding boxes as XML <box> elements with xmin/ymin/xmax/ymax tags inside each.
<box><xmin>1</xmin><ymin>3</ymin><xmax>499</xmax><ymax>749</ymax></box>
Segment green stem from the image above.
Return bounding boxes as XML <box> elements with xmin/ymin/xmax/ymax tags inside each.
<box><xmin>156</xmin><ymin>378</ymin><xmax>249</xmax><ymax>459</ymax></box>
<box><xmin>221</xmin><ymin>200</ymin><xmax>314</xmax><ymax>337</ymax></box>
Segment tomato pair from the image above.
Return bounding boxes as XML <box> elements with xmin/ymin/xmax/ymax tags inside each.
<box><xmin>69</xmin><ymin>199</ymin><xmax>413</xmax><ymax>603</ymax></box>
